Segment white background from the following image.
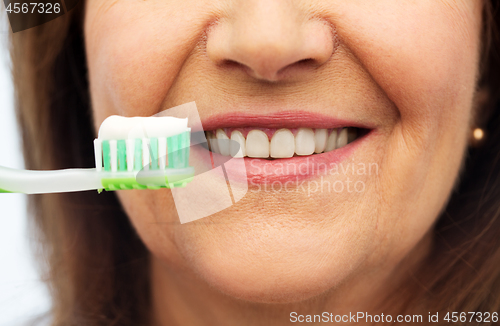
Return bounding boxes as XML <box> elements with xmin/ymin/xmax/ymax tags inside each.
<box><xmin>0</xmin><ymin>11</ymin><xmax>51</xmax><ymax>326</ymax></box>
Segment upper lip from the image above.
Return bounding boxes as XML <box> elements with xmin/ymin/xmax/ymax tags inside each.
<box><xmin>198</xmin><ymin>110</ymin><xmax>375</xmax><ymax>131</ymax></box>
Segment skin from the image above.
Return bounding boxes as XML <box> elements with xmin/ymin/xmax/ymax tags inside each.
<box><xmin>85</xmin><ymin>0</ymin><xmax>483</xmax><ymax>325</ymax></box>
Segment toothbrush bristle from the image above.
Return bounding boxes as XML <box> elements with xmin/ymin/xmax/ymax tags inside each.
<box><xmin>126</xmin><ymin>139</ymin><xmax>134</xmax><ymax>172</ymax></box>
<box><xmin>142</xmin><ymin>138</ymin><xmax>149</xmax><ymax>170</ymax></box>
<box><xmin>110</xmin><ymin>140</ymin><xmax>118</xmax><ymax>172</ymax></box>
<box><xmin>97</xmin><ymin>132</ymin><xmax>190</xmax><ymax>172</ymax></box>
<box><xmin>158</xmin><ymin>137</ymin><xmax>167</xmax><ymax>170</ymax></box>
<box><xmin>150</xmin><ymin>137</ymin><xmax>158</xmax><ymax>170</ymax></box>
<box><xmin>117</xmin><ymin>140</ymin><xmax>127</xmax><ymax>171</ymax></box>
<box><xmin>94</xmin><ymin>139</ymin><xmax>103</xmax><ymax>172</ymax></box>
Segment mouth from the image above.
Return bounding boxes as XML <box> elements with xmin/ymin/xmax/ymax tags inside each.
<box><xmin>204</xmin><ymin>127</ymin><xmax>367</xmax><ymax>159</ymax></box>
<box><xmin>197</xmin><ymin>111</ymin><xmax>375</xmax><ymax>184</ymax></box>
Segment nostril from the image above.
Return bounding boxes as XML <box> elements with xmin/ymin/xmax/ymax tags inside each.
<box><xmin>222</xmin><ymin>58</ymin><xmax>316</xmax><ymax>74</ymax></box>
<box><xmin>296</xmin><ymin>58</ymin><xmax>315</xmax><ymax>65</ymax></box>
<box><xmin>287</xmin><ymin>58</ymin><xmax>316</xmax><ymax>70</ymax></box>
<box><xmin>220</xmin><ymin>59</ymin><xmax>256</xmax><ymax>78</ymax></box>
<box><xmin>275</xmin><ymin>58</ymin><xmax>319</xmax><ymax>78</ymax></box>
<box><xmin>221</xmin><ymin>59</ymin><xmax>245</xmax><ymax>69</ymax></box>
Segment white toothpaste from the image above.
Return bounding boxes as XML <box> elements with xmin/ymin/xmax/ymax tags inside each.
<box><xmin>98</xmin><ymin>115</ymin><xmax>189</xmax><ymax>140</ymax></box>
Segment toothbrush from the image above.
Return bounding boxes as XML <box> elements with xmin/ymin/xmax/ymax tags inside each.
<box><xmin>0</xmin><ymin>115</ymin><xmax>195</xmax><ymax>194</ymax></box>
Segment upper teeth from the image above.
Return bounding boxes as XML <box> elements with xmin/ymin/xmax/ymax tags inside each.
<box><xmin>206</xmin><ymin>127</ymin><xmax>358</xmax><ymax>158</ymax></box>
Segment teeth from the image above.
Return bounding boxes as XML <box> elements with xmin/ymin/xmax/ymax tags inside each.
<box><xmin>348</xmin><ymin>128</ymin><xmax>357</xmax><ymax>143</ymax></box>
<box><xmin>246</xmin><ymin>130</ymin><xmax>270</xmax><ymax>158</ymax></box>
<box><xmin>230</xmin><ymin>130</ymin><xmax>246</xmax><ymax>158</ymax></box>
<box><xmin>325</xmin><ymin>129</ymin><xmax>337</xmax><ymax>152</ymax></box>
<box><xmin>271</xmin><ymin>129</ymin><xmax>295</xmax><ymax>158</ymax></box>
<box><xmin>207</xmin><ymin>132</ymin><xmax>219</xmax><ymax>154</ymax></box>
<box><xmin>206</xmin><ymin>127</ymin><xmax>360</xmax><ymax>158</ymax></box>
<box><xmin>295</xmin><ymin>128</ymin><xmax>315</xmax><ymax>156</ymax></box>
<box><xmin>337</xmin><ymin>128</ymin><xmax>348</xmax><ymax>148</ymax></box>
<box><xmin>216</xmin><ymin>129</ymin><xmax>230</xmax><ymax>156</ymax></box>
<box><xmin>314</xmin><ymin>129</ymin><xmax>328</xmax><ymax>154</ymax></box>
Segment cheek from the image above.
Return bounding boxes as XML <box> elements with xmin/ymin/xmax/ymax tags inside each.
<box><xmin>116</xmin><ymin>190</ymin><xmax>184</xmax><ymax>265</ymax></box>
<box><xmin>310</xmin><ymin>0</ymin><xmax>483</xmax><ymax>257</ymax></box>
<box><xmin>332</xmin><ymin>0</ymin><xmax>482</xmax><ymax>134</ymax></box>
<box><xmin>340</xmin><ymin>1</ymin><xmax>482</xmax><ymax>252</ymax></box>
<box><xmin>84</xmin><ymin>1</ymin><xmax>215</xmax><ymax>123</ymax></box>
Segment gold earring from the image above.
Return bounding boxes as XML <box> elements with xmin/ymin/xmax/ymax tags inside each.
<box><xmin>470</xmin><ymin>127</ymin><xmax>486</xmax><ymax>147</ymax></box>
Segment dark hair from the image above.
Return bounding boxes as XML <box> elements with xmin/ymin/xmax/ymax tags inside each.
<box><xmin>9</xmin><ymin>1</ymin><xmax>500</xmax><ymax>325</ymax></box>
<box><xmin>425</xmin><ymin>0</ymin><xmax>500</xmax><ymax>314</ymax></box>
<box><xmin>11</xmin><ymin>4</ymin><xmax>150</xmax><ymax>325</ymax></box>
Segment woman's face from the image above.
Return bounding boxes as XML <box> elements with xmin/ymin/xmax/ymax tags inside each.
<box><xmin>85</xmin><ymin>0</ymin><xmax>483</xmax><ymax>304</ymax></box>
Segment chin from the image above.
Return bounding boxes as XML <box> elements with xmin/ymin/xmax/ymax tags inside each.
<box><xmin>193</xmin><ymin>251</ymin><xmax>355</xmax><ymax>304</ymax></box>
<box><xmin>174</xmin><ymin>218</ymin><xmax>368</xmax><ymax>304</ymax></box>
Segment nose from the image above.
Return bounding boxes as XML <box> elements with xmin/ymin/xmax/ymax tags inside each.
<box><xmin>206</xmin><ymin>0</ymin><xmax>337</xmax><ymax>82</ymax></box>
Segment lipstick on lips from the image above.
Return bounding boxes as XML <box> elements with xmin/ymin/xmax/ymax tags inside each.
<box><xmin>195</xmin><ymin>111</ymin><xmax>373</xmax><ymax>185</ymax></box>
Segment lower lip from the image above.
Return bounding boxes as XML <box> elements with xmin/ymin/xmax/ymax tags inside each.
<box><xmin>193</xmin><ymin>132</ymin><xmax>371</xmax><ymax>185</ymax></box>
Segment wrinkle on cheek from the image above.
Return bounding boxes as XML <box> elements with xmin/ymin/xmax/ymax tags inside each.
<box><xmin>84</xmin><ymin>0</ymin><xmax>121</xmax><ymax>51</ymax></box>
<box><xmin>86</xmin><ymin>10</ymin><xmax>171</xmax><ymax>117</ymax></box>
<box><xmin>336</xmin><ymin>1</ymin><xmax>480</xmax><ymax>155</ymax></box>
<box><xmin>107</xmin><ymin>46</ymin><xmax>173</xmax><ymax>116</ymax></box>
<box><xmin>86</xmin><ymin>3</ymin><xmax>219</xmax><ymax>118</ymax></box>
<box><xmin>438</xmin><ymin>0</ymin><xmax>483</xmax><ymax>44</ymax></box>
